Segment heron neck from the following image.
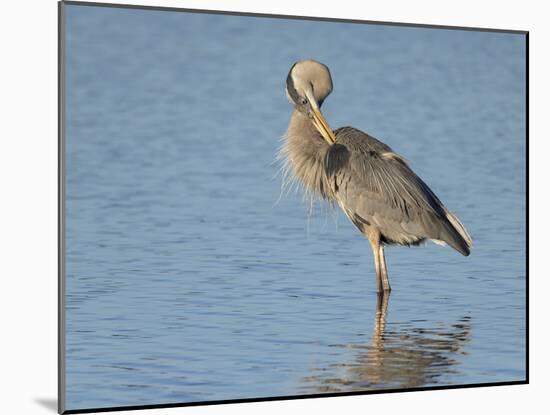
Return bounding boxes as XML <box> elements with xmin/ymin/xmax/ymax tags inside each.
<box><xmin>283</xmin><ymin>110</ymin><xmax>331</xmax><ymax>198</ymax></box>
<box><xmin>286</xmin><ymin>110</ymin><xmax>328</xmax><ymax>150</ymax></box>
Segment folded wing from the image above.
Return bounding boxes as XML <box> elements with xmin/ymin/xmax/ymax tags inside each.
<box><xmin>325</xmin><ymin>127</ymin><xmax>472</xmax><ymax>256</ymax></box>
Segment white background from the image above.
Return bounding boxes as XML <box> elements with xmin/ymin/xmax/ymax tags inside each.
<box><xmin>0</xmin><ymin>0</ymin><xmax>544</xmax><ymax>414</ymax></box>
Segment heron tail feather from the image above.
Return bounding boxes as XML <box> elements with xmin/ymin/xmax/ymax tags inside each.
<box><xmin>440</xmin><ymin>210</ymin><xmax>472</xmax><ymax>256</ymax></box>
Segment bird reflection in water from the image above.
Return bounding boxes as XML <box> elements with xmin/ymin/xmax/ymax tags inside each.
<box><xmin>302</xmin><ymin>293</ymin><xmax>471</xmax><ymax>392</ymax></box>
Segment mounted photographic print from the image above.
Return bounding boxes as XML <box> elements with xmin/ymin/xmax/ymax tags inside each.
<box><xmin>58</xmin><ymin>1</ymin><xmax>528</xmax><ymax>413</ymax></box>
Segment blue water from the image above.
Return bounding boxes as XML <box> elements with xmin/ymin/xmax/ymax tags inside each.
<box><xmin>63</xmin><ymin>4</ymin><xmax>526</xmax><ymax>411</ymax></box>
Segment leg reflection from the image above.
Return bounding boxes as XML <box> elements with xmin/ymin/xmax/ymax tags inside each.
<box><xmin>301</xmin><ymin>289</ymin><xmax>472</xmax><ymax>392</ymax></box>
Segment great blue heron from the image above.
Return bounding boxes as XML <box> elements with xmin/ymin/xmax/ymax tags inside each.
<box><xmin>281</xmin><ymin>59</ymin><xmax>472</xmax><ymax>293</ymax></box>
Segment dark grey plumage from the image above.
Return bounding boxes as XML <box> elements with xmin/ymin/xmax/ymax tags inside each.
<box><xmin>327</xmin><ymin>127</ymin><xmax>471</xmax><ymax>255</ymax></box>
<box><xmin>281</xmin><ymin>60</ymin><xmax>472</xmax><ymax>292</ymax></box>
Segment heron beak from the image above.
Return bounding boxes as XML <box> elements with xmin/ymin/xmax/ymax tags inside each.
<box><xmin>306</xmin><ymin>91</ymin><xmax>336</xmax><ymax>144</ymax></box>
<box><xmin>311</xmin><ymin>107</ymin><xmax>337</xmax><ymax>144</ymax></box>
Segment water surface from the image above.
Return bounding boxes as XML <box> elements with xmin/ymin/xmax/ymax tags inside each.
<box><xmin>64</xmin><ymin>4</ymin><xmax>526</xmax><ymax>411</ymax></box>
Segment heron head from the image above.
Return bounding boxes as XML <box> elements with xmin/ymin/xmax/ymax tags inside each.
<box><xmin>286</xmin><ymin>60</ymin><xmax>336</xmax><ymax>144</ymax></box>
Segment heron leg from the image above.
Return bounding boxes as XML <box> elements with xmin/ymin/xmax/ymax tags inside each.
<box><xmin>369</xmin><ymin>238</ymin><xmax>382</xmax><ymax>293</ymax></box>
<box><xmin>379</xmin><ymin>245</ymin><xmax>391</xmax><ymax>292</ymax></box>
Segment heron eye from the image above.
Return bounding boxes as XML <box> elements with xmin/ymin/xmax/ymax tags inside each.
<box><xmin>300</xmin><ymin>97</ymin><xmax>308</xmax><ymax>105</ymax></box>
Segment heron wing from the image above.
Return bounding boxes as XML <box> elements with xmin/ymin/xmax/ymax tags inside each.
<box><xmin>326</xmin><ymin>127</ymin><xmax>471</xmax><ymax>255</ymax></box>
